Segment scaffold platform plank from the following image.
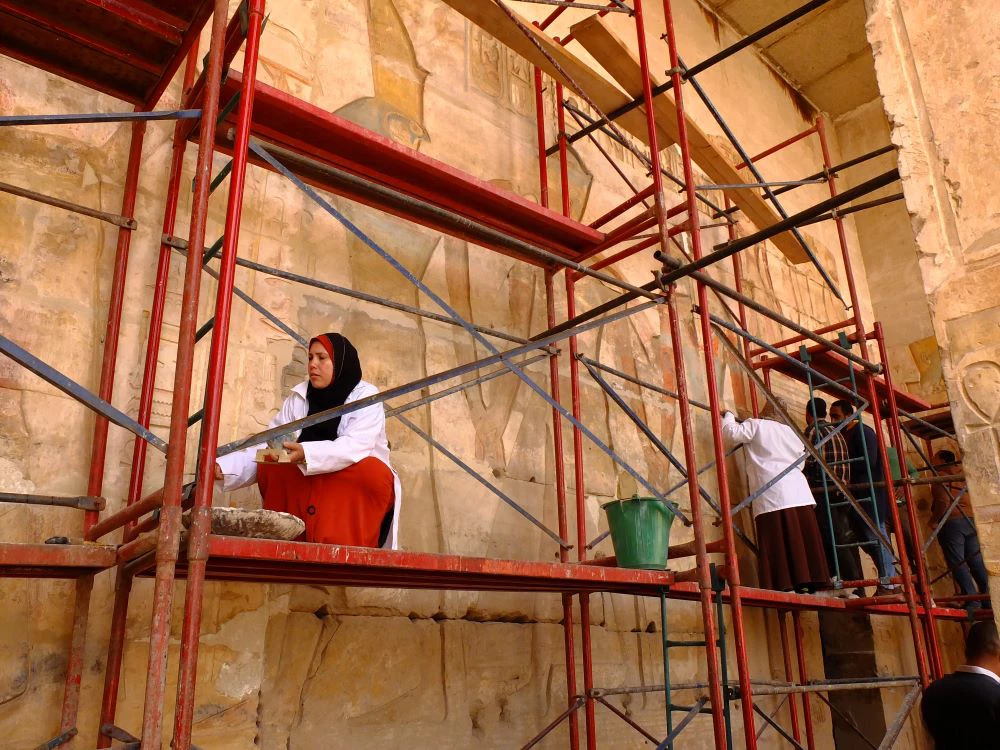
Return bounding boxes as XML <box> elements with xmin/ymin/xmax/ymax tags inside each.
<box><xmin>0</xmin><ymin>542</ymin><xmax>117</xmax><ymax>578</ymax></box>
<box><xmin>755</xmin><ymin>342</ymin><xmax>932</xmax><ymax>414</ymax></box>
<box><xmin>124</xmin><ymin>536</ymin><xmax>987</xmax><ymax>623</ymax></box>
<box><xmin>0</xmin><ymin>0</ymin><xmax>214</xmax><ymax>105</ymax></box>
<box><xmin>901</xmin><ymin>409</ymin><xmax>954</xmax><ymax>441</ymax></box>
<box><xmin>667</xmin><ymin>581</ymin><xmax>989</xmax><ymax>622</ymax></box>
<box><xmin>129</xmin><ymin>536</ymin><xmax>675</xmax><ymax>594</ymax></box>
<box><xmin>194</xmin><ymin>73</ymin><xmax>605</xmax><ymax>266</ymax></box>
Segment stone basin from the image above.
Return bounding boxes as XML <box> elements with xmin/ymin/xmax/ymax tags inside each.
<box><xmin>182</xmin><ymin>507</ymin><xmax>305</xmax><ymax>541</ymax></box>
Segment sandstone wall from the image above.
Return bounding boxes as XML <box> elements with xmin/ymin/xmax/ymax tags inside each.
<box><xmin>866</xmin><ymin>0</ymin><xmax>1000</xmax><ymax>628</ymax></box>
<box><xmin>0</xmin><ymin>0</ymin><xmax>941</xmax><ymax>747</ymax></box>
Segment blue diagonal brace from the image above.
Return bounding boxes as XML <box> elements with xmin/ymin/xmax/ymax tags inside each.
<box><xmin>248</xmin><ymin>139</ymin><xmax>674</xmax><ymax>511</ymax></box>
<box><xmin>217</xmin><ymin>299</ymin><xmax>658</xmax><ymax>456</ymax></box>
<box><xmin>729</xmin><ymin>402</ymin><xmax>866</xmax><ymax>516</ymax></box>
<box><xmin>580</xmin><ymin>359</ymin><xmax>692</xmax><ymax>524</ymax></box>
<box><xmin>396</xmin><ymin>414</ymin><xmax>571</xmax><ymax>549</ymax></box>
<box><xmin>0</xmin><ymin>334</ymin><xmax>167</xmax><ymax>452</ymax></box>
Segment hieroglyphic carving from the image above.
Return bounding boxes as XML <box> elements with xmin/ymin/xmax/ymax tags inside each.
<box><xmin>963</xmin><ymin>225</ymin><xmax>1000</xmax><ymax>267</ymax></box>
<box><xmin>468</xmin><ymin>22</ymin><xmax>532</xmax><ymax>117</ymax></box>
<box><xmin>959</xmin><ymin>359</ymin><xmax>1000</xmax><ymax>455</ymax></box>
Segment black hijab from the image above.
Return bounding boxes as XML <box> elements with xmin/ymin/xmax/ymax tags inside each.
<box><xmin>298</xmin><ymin>333</ymin><xmax>363</xmax><ymax>443</ymax></box>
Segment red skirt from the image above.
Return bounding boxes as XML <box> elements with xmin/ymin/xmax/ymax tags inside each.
<box><xmin>257</xmin><ymin>457</ymin><xmax>395</xmax><ymax>547</ymax></box>
<box><xmin>755</xmin><ymin>505</ymin><xmax>830</xmax><ymax>592</ymax></box>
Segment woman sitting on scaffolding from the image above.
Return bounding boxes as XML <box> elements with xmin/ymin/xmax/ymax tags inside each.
<box><xmin>721</xmin><ymin>399</ymin><xmax>831</xmax><ymax>594</ymax></box>
<box><xmin>214</xmin><ymin>332</ymin><xmax>401</xmax><ymax>549</ymax></box>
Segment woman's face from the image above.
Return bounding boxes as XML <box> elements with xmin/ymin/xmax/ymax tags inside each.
<box><xmin>308</xmin><ymin>341</ymin><xmax>335</xmax><ymax>388</ymax></box>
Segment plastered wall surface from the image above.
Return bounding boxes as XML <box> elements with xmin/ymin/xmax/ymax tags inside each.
<box><xmin>866</xmin><ymin>0</ymin><xmax>1000</xmax><ymax>627</ymax></box>
<box><xmin>0</xmin><ymin>0</ymin><xmax>956</xmax><ymax>747</ymax></box>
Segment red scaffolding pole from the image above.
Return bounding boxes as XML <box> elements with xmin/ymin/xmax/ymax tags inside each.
<box><xmin>660</xmin><ymin>0</ymin><xmax>759</xmax><ymax>745</ymax></box>
<box><xmin>1</xmin><ymin>1</ymin><xmax>981</xmax><ymax>748</ymax></box>
<box><xmin>137</xmin><ymin>2</ymin><xmax>229</xmax><ymax>746</ymax></box>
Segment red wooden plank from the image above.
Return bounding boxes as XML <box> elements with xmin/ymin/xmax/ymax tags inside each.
<box><xmin>197</xmin><ymin>536</ymin><xmax>674</xmax><ymax>594</ymax></box>
<box><xmin>0</xmin><ymin>542</ymin><xmax>117</xmax><ymax>578</ymax></box>
<box><xmin>0</xmin><ymin>12</ymin><xmax>152</xmax><ymax>103</ymax></box>
<box><xmin>76</xmin><ymin>0</ymin><xmax>187</xmax><ymax>43</ymax></box>
<box><xmin>187</xmin><ymin>73</ymin><xmax>605</xmax><ymax>265</ymax></box>
<box><xmin>758</xmin><ymin>344</ymin><xmax>932</xmax><ymax>415</ymax></box>
<box><xmin>0</xmin><ymin>1</ymin><xmax>161</xmax><ymax>74</ymax></box>
<box><xmin>0</xmin><ymin>0</ymin><xmax>215</xmax><ymax>106</ymax></box>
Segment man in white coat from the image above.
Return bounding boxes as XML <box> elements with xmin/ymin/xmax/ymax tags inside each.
<box><xmin>722</xmin><ymin>399</ymin><xmax>830</xmax><ymax>592</ymax></box>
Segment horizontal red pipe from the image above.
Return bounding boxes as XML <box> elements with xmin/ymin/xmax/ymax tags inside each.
<box><xmin>747</xmin><ymin>318</ymin><xmax>855</xmax><ymax>358</ymax></box>
<box><xmin>735</xmin><ymin>125</ymin><xmax>818</xmax><ymax>170</ymax></box>
<box><xmin>573</xmin><ymin>220</ymin><xmax>692</xmax><ymax>279</ymax></box>
<box><xmin>589</xmin><ymin>184</ymin><xmax>656</xmax><ymax>228</ymax></box>
<box><xmin>934</xmin><ymin>594</ymin><xmax>991</xmax><ymax>604</ymax></box>
<box><xmin>577</xmin><ymin>214</ymin><xmax>657</xmax><ymax>260</ymax></box>
<box><xmin>575</xmin><ymin>236</ymin><xmax>660</xmax><ymax>278</ymax></box>
<box><xmin>85</xmin><ymin>488</ymin><xmax>164</xmax><ymax>541</ymax></box>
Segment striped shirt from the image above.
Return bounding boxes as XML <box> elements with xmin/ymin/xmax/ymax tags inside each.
<box><xmin>803</xmin><ymin>420</ymin><xmax>850</xmax><ymax>491</ymax></box>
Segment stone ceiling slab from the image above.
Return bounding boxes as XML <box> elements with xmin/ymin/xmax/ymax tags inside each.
<box><xmin>695</xmin><ymin>0</ymin><xmax>878</xmax><ymax>117</ymax></box>
<box><xmin>802</xmin><ymin>49</ymin><xmax>881</xmax><ymax>116</ymax></box>
<box><xmin>762</xmin><ymin>0</ymin><xmax>869</xmax><ymax>85</ymax></box>
<box><xmin>701</xmin><ymin>0</ymin><xmax>818</xmax><ymax>46</ymax></box>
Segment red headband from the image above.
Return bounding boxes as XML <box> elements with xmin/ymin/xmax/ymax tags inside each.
<box><xmin>313</xmin><ymin>334</ymin><xmax>335</xmax><ymax>361</ymax></box>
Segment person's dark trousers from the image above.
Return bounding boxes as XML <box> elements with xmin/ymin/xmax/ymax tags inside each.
<box><xmin>937</xmin><ymin>517</ymin><xmax>989</xmax><ymax>595</ymax></box>
<box><xmin>892</xmin><ymin>506</ymin><xmax>919</xmax><ymax>573</ymax></box>
<box><xmin>813</xmin><ymin>491</ymin><xmax>862</xmax><ymax>582</ymax></box>
<box><xmin>846</xmin><ymin>501</ymin><xmax>895</xmax><ymax>582</ymax></box>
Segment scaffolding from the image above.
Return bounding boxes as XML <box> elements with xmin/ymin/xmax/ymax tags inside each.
<box><xmin>0</xmin><ymin>1</ymin><xmax>992</xmax><ymax>749</ymax></box>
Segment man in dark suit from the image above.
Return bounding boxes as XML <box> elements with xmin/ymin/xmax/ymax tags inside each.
<box><xmin>921</xmin><ymin>620</ymin><xmax>1000</xmax><ymax>747</ymax></box>
<box><xmin>830</xmin><ymin>400</ymin><xmax>897</xmax><ymax>596</ymax></box>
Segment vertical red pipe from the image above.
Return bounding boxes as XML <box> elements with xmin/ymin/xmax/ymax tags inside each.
<box><xmin>634</xmin><ymin>1</ymin><xmax>729</xmax><ymax>744</ymax></box>
<box><xmin>96</xmin><ymin>48</ymin><xmax>199</xmax><ymax>748</ymax></box>
<box><xmin>548</xmin><ymin>274</ymin><xmax>582</xmax><ymax>750</ymax></box>
<box><xmin>726</xmin><ymin>199</ymin><xmax>759</xmax><ymax>417</ymax></box>
<box><xmin>535</xmin><ymin>60</ymin><xmax>581</xmax><ymax>750</ymax></box>
<box><xmin>777</xmin><ymin>612</ymin><xmax>802</xmax><ymax>744</ymax></box>
<box><xmin>791</xmin><ymin>611</ymin><xmax>817</xmax><ymax>750</ymax></box>
<box><xmin>556</xmin><ymin>61</ymin><xmax>595</xmax><ymax>749</ymax></box>
<box><xmin>566</xmin><ymin>275</ymin><xmax>597</xmax><ymax>749</ymax></box>
<box><xmin>139</xmin><ymin>3</ymin><xmax>229</xmax><ymax>746</ymax></box>
<box><xmin>814</xmin><ymin>116</ymin><xmax>930</xmax><ymax>687</ymax></box>
<box><xmin>534</xmin><ymin>66</ymin><xmax>550</xmax><ymax>210</ymax></box>
<box><xmin>555</xmin><ymin>82</ymin><xmax>571</xmax><ymax>217</ymax></box>
<box><xmin>874</xmin><ymin>322</ymin><xmax>943</xmax><ymax>679</ymax></box>
<box><xmin>171</xmin><ymin>3</ymin><xmax>265</xmax><ymax>747</ymax></box>
<box><xmin>659</xmin><ymin>1</ymin><xmax>758</xmax><ymax>745</ymax></box>
<box><xmin>59</xmin><ymin>112</ymin><xmax>148</xmax><ymax>735</ymax></box>
<box><xmin>630</xmin><ymin>0</ymin><xmax>671</xmax><ymax>259</ymax></box>
<box><xmin>666</xmin><ymin>295</ymin><xmax>729</xmax><ymax>748</ymax></box>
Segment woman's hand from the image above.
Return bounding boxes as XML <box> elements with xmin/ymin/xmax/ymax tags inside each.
<box><xmin>214</xmin><ymin>463</ymin><xmax>223</xmax><ymax>481</ymax></box>
<box><xmin>282</xmin><ymin>441</ymin><xmax>306</xmax><ymax>464</ymax></box>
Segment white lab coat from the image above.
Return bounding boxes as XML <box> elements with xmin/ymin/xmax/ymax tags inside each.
<box><xmin>721</xmin><ymin>412</ymin><xmax>814</xmax><ymax>518</ymax></box>
<box><xmin>216</xmin><ymin>380</ymin><xmax>402</xmax><ymax>549</ymax></box>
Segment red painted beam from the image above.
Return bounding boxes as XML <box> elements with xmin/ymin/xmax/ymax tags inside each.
<box><xmin>76</xmin><ymin>0</ymin><xmax>187</xmax><ymax>43</ymax></box>
<box><xmin>185</xmin><ymin>73</ymin><xmax>605</xmax><ymax>266</ymax></box>
<box><xmin>0</xmin><ymin>543</ymin><xmax>116</xmax><ymax>577</ymax></box>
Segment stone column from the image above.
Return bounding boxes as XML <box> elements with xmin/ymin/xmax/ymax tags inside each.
<box><xmin>866</xmin><ymin>0</ymin><xmax>1000</xmax><ymax>619</ymax></box>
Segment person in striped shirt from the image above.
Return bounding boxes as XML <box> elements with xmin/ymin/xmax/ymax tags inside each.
<box><xmin>804</xmin><ymin>397</ymin><xmax>861</xmax><ymax>596</ymax></box>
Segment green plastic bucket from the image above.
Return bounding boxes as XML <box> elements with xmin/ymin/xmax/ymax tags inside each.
<box><xmin>601</xmin><ymin>495</ymin><xmax>675</xmax><ymax>570</ymax></box>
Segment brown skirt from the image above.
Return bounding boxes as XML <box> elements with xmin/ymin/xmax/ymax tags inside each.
<box><xmin>755</xmin><ymin>505</ymin><xmax>831</xmax><ymax>592</ymax></box>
